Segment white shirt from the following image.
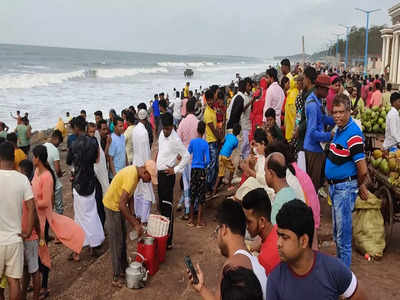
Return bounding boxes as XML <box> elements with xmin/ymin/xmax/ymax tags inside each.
<box><xmin>263</xmin><ymin>81</ymin><xmax>285</xmax><ymax>126</ymax></box>
<box><xmin>383</xmin><ymin>107</ymin><xmax>400</xmax><ymax>149</ymax></box>
<box><xmin>170</xmin><ymin>97</ymin><xmax>182</xmax><ymax>121</ymax></box>
<box><xmin>132</xmin><ymin>122</ymin><xmax>151</xmax><ymax>167</ymax></box>
<box><xmin>44</xmin><ymin>142</ymin><xmax>62</xmax><ymax>190</ymax></box>
<box><xmin>157</xmin><ymin>129</ymin><xmax>189</xmax><ymax>174</ymax></box>
<box><xmin>234</xmin><ymin>249</ymin><xmax>267</xmax><ymax>300</ymax></box>
<box><xmin>0</xmin><ymin>170</ymin><xmax>33</xmax><ymax>245</ymax></box>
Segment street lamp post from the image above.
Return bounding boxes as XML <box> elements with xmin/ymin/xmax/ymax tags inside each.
<box><xmin>355</xmin><ymin>8</ymin><xmax>381</xmax><ymax>77</ymax></box>
<box><xmin>339</xmin><ymin>24</ymin><xmax>351</xmax><ymax>70</ymax></box>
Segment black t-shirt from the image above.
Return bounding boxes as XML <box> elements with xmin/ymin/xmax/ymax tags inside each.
<box><xmin>67</xmin><ymin>135</ymin><xmax>99</xmax><ymax>196</ymax></box>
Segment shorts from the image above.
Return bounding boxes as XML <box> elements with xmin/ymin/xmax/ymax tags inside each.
<box><xmin>218</xmin><ymin>155</ymin><xmax>234</xmax><ymax>177</ymax></box>
<box><xmin>0</xmin><ymin>242</ymin><xmax>24</xmax><ymax>279</ymax></box>
<box><xmin>190</xmin><ymin>168</ymin><xmax>207</xmax><ymax>205</ymax></box>
<box><xmin>23</xmin><ymin>240</ymin><xmax>39</xmax><ymax>274</ymax></box>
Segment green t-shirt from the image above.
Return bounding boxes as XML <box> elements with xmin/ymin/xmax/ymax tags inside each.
<box><xmin>271</xmin><ymin>187</ymin><xmax>297</xmax><ymax>225</ymax></box>
<box><xmin>16</xmin><ymin>124</ymin><xmax>30</xmax><ymax>147</ymax></box>
<box><xmin>0</xmin><ymin>131</ymin><xmax>7</xmax><ymax>139</ymax></box>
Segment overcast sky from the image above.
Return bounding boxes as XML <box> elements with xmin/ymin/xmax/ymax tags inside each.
<box><xmin>0</xmin><ymin>0</ymin><xmax>397</xmax><ymax>58</ymax></box>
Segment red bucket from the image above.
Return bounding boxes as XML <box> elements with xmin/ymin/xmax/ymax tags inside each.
<box><xmin>153</xmin><ymin>235</ymin><xmax>168</xmax><ymax>263</ymax></box>
<box><xmin>137</xmin><ymin>237</ymin><xmax>159</xmax><ymax>276</ymax></box>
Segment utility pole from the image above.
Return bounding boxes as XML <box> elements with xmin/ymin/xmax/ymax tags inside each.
<box><xmin>339</xmin><ymin>24</ymin><xmax>351</xmax><ymax>70</ymax></box>
<box><xmin>355</xmin><ymin>8</ymin><xmax>381</xmax><ymax>76</ymax></box>
<box><xmin>334</xmin><ymin>34</ymin><xmax>342</xmax><ymax>69</ymax></box>
<box><xmin>302</xmin><ymin>35</ymin><xmax>305</xmax><ymax>67</ymax></box>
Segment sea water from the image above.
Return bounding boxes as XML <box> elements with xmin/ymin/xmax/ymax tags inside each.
<box><xmin>0</xmin><ymin>44</ymin><xmax>271</xmax><ymax>130</ymax></box>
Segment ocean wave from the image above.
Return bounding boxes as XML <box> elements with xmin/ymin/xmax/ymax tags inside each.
<box><xmin>196</xmin><ymin>64</ymin><xmax>264</xmax><ymax>73</ymax></box>
<box><xmin>157</xmin><ymin>61</ymin><xmax>215</xmax><ymax>68</ymax></box>
<box><xmin>96</xmin><ymin>67</ymin><xmax>168</xmax><ymax>78</ymax></box>
<box><xmin>0</xmin><ymin>67</ymin><xmax>168</xmax><ymax>89</ymax></box>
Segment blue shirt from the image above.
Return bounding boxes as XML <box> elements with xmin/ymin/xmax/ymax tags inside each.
<box><xmin>220</xmin><ymin>133</ymin><xmax>239</xmax><ymax>157</ymax></box>
<box><xmin>109</xmin><ymin>133</ymin><xmax>126</xmax><ymax>176</ymax></box>
<box><xmin>325</xmin><ymin>118</ymin><xmax>365</xmax><ymax>180</ymax></box>
<box><xmin>304</xmin><ymin>92</ymin><xmax>334</xmax><ymax>152</ymax></box>
<box><xmin>188</xmin><ymin>138</ymin><xmax>210</xmax><ymax>169</ymax></box>
<box><xmin>153</xmin><ymin>99</ymin><xmax>160</xmax><ymax>117</ymax></box>
<box><xmin>267</xmin><ymin>251</ymin><xmax>357</xmax><ymax>300</ymax></box>
<box><xmin>67</xmin><ymin>134</ymin><xmax>77</xmax><ymax>149</ymax></box>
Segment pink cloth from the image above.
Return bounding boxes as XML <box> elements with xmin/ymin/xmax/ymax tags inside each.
<box><xmin>326</xmin><ymin>88</ymin><xmax>336</xmax><ymax>114</ymax></box>
<box><xmin>292</xmin><ymin>163</ymin><xmax>320</xmax><ymax>228</ymax></box>
<box><xmin>262</xmin><ymin>82</ymin><xmax>285</xmax><ymax>127</ymax></box>
<box><xmin>32</xmin><ymin>170</ymin><xmax>85</xmax><ymax>268</ymax></box>
<box><xmin>177</xmin><ymin>113</ymin><xmax>199</xmax><ymax>148</ymax></box>
<box><xmin>181</xmin><ymin>98</ymin><xmax>188</xmax><ymax>117</ymax></box>
<box><xmin>250</xmin><ymin>78</ymin><xmax>267</xmax><ymax>141</ymax></box>
<box><xmin>370</xmin><ymin>90</ymin><xmax>382</xmax><ymax>107</ymax></box>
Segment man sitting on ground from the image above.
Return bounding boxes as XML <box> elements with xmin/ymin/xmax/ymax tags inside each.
<box><xmin>187</xmin><ymin>198</ymin><xmax>267</xmax><ymax>300</ymax></box>
<box><xmin>242</xmin><ymin>188</ymin><xmax>280</xmax><ymax>275</ymax></box>
<box><xmin>267</xmin><ymin>199</ymin><xmax>366</xmax><ymax>300</ymax></box>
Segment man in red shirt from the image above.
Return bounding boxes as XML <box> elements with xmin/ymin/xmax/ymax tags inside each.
<box><xmin>242</xmin><ymin>188</ymin><xmax>280</xmax><ymax>274</ymax></box>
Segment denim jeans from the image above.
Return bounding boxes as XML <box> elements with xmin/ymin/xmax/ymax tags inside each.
<box><xmin>206</xmin><ymin>142</ymin><xmax>219</xmax><ymax>191</ymax></box>
<box><xmin>54</xmin><ymin>187</ymin><xmax>64</xmax><ymax>215</ymax></box>
<box><xmin>329</xmin><ymin>179</ymin><xmax>358</xmax><ymax>267</ymax></box>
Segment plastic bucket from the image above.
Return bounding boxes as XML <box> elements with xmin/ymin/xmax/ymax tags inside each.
<box><xmin>137</xmin><ymin>238</ymin><xmax>159</xmax><ymax>276</ymax></box>
<box><xmin>153</xmin><ymin>235</ymin><xmax>168</xmax><ymax>263</ymax></box>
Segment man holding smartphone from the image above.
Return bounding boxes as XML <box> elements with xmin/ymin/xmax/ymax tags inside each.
<box><xmin>186</xmin><ymin>199</ymin><xmax>267</xmax><ymax>300</ymax></box>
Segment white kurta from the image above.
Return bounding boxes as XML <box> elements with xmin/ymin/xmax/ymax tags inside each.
<box><xmin>94</xmin><ymin>131</ymin><xmax>110</xmax><ymax>197</ymax></box>
<box><xmin>73</xmin><ymin>189</ymin><xmax>105</xmax><ymax>247</ymax></box>
<box><xmin>132</xmin><ymin>122</ymin><xmax>155</xmax><ymax>204</ymax></box>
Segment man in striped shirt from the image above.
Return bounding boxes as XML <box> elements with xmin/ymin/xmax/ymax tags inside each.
<box><xmin>325</xmin><ymin>94</ymin><xmax>369</xmax><ymax>267</ymax></box>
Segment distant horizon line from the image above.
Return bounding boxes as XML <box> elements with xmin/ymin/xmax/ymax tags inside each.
<box><xmin>1</xmin><ymin>42</ymin><xmax>271</xmax><ymax>61</ymax></box>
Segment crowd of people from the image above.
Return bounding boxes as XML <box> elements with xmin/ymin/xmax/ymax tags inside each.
<box><xmin>1</xmin><ymin>57</ymin><xmax>395</xmax><ymax>299</ymax></box>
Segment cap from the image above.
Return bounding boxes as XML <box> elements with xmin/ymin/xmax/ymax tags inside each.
<box><xmin>144</xmin><ymin>160</ymin><xmax>158</xmax><ymax>185</ymax></box>
<box><xmin>138</xmin><ymin>109</ymin><xmax>147</xmax><ymax>120</ymax></box>
<box><xmin>315</xmin><ymin>74</ymin><xmax>330</xmax><ymax>88</ymax></box>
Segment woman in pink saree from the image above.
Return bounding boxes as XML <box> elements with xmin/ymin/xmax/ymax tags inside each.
<box><xmin>32</xmin><ymin>145</ymin><xmax>85</xmax><ymax>298</ymax></box>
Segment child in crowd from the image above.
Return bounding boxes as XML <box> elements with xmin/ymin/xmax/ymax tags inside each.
<box><xmin>188</xmin><ymin>121</ymin><xmax>210</xmax><ymax>228</ymax></box>
<box><xmin>19</xmin><ymin>159</ymin><xmax>41</xmax><ymax>300</ymax></box>
<box><xmin>213</xmin><ymin>123</ymin><xmax>241</xmax><ymax>194</ymax></box>
<box><xmin>264</xmin><ymin>108</ymin><xmax>284</xmax><ymax>141</ymax></box>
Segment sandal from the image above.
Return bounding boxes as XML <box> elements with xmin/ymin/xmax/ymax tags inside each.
<box><xmin>39</xmin><ymin>290</ymin><xmax>50</xmax><ymax>300</ymax></box>
<box><xmin>111</xmin><ymin>278</ymin><xmax>124</xmax><ymax>288</ymax></box>
<box><xmin>68</xmin><ymin>252</ymin><xmax>80</xmax><ymax>262</ymax></box>
<box><xmin>187</xmin><ymin>222</ymin><xmax>195</xmax><ymax>227</ymax></box>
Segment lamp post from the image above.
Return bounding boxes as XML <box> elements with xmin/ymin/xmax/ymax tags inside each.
<box><xmin>334</xmin><ymin>34</ymin><xmax>342</xmax><ymax>69</ymax></box>
<box><xmin>355</xmin><ymin>8</ymin><xmax>381</xmax><ymax>76</ymax></box>
<box><xmin>339</xmin><ymin>24</ymin><xmax>351</xmax><ymax>70</ymax></box>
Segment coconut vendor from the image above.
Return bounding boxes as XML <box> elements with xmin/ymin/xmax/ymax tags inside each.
<box><xmin>325</xmin><ymin>94</ymin><xmax>369</xmax><ymax>268</ymax></box>
<box><xmin>383</xmin><ymin>92</ymin><xmax>400</xmax><ymax>152</ymax></box>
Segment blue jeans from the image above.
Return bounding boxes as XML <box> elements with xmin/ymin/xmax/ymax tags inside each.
<box><xmin>206</xmin><ymin>142</ymin><xmax>219</xmax><ymax>191</ymax></box>
<box><xmin>329</xmin><ymin>179</ymin><xmax>358</xmax><ymax>267</ymax></box>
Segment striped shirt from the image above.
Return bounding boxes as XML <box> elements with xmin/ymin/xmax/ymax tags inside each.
<box><xmin>325</xmin><ymin>118</ymin><xmax>365</xmax><ymax>180</ymax></box>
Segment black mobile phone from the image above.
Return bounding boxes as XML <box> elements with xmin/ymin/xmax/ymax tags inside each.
<box><xmin>184</xmin><ymin>256</ymin><xmax>199</xmax><ymax>284</ymax></box>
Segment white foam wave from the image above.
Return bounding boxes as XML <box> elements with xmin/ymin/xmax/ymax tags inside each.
<box><xmin>96</xmin><ymin>67</ymin><xmax>168</xmax><ymax>78</ymax></box>
<box><xmin>157</xmin><ymin>61</ymin><xmax>215</xmax><ymax>68</ymax></box>
<box><xmin>0</xmin><ymin>70</ymin><xmax>86</xmax><ymax>89</ymax></box>
<box><xmin>197</xmin><ymin>64</ymin><xmax>264</xmax><ymax>73</ymax></box>
<box><xmin>0</xmin><ymin>67</ymin><xmax>169</xmax><ymax>89</ymax></box>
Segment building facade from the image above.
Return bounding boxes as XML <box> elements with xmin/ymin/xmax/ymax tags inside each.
<box><xmin>381</xmin><ymin>3</ymin><xmax>400</xmax><ymax>84</ymax></box>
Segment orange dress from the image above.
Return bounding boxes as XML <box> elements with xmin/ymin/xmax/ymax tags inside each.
<box><xmin>32</xmin><ymin>169</ymin><xmax>85</xmax><ymax>268</ymax></box>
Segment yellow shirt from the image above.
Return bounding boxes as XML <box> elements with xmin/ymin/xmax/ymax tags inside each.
<box><xmin>204</xmin><ymin>105</ymin><xmax>217</xmax><ymax>143</ymax></box>
<box><xmin>14</xmin><ymin>148</ymin><xmax>27</xmax><ymax>170</ymax></box>
<box><xmin>284</xmin><ymin>73</ymin><xmax>299</xmax><ymax>141</ymax></box>
<box><xmin>184</xmin><ymin>86</ymin><xmax>189</xmax><ymax>98</ymax></box>
<box><xmin>55</xmin><ymin>118</ymin><xmax>67</xmax><ymax>138</ymax></box>
<box><xmin>103</xmin><ymin>166</ymin><xmax>139</xmax><ymax>211</ymax></box>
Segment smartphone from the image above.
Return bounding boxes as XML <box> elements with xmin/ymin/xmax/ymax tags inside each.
<box><xmin>184</xmin><ymin>256</ymin><xmax>199</xmax><ymax>284</ymax></box>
